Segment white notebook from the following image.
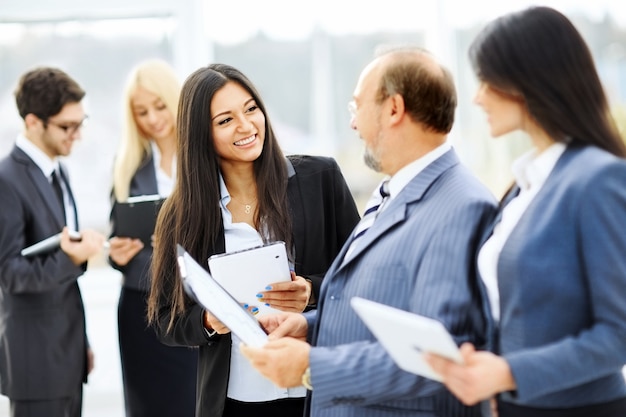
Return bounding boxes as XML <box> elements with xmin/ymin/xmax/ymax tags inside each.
<box><xmin>208</xmin><ymin>241</ymin><xmax>291</xmax><ymax>316</ymax></box>
<box><xmin>351</xmin><ymin>296</ymin><xmax>463</xmax><ymax>382</ymax></box>
<box><xmin>176</xmin><ymin>245</ymin><xmax>268</xmax><ymax>347</ymax></box>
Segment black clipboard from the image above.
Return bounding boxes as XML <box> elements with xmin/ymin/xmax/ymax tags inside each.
<box><xmin>113</xmin><ymin>194</ymin><xmax>165</xmax><ymax>246</ymax></box>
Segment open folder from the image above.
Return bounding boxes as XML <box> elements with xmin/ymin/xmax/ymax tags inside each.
<box><xmin>176</xmin><ymin>245</ymin><xmax>268</xmax><ymax>347</ymax></box>
<box><xmin>350</xmin><ymin>297</ymin><xmax>463</xmax><ymax>382</ymax></box>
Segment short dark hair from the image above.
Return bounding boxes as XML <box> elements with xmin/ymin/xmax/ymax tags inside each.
<box><xmin>469</xmin><ymin>6</ymin><xmax>626</xmax><ymax>157</ymax></box>
<box><xmin>376</xmin><ymin>47</ymin><xmax>457</xmax><ymax>134</ymax></box>
<box><xmin>14</xmin><ymin>67</ymin><xmax>85</xmax><ymax>121</ymax></box>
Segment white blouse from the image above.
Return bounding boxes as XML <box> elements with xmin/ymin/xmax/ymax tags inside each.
<box><xmin>150</xmin><ymin>141</ymin><xmax>176</xmax><ymax>197</ymax></box>
<box><xmin>478</xmin><ymin>143</ymin><xmax>566</xmax><ymax>321</ymax></box>
<box><xmin>218</xmin><ymin>174</ymin><xmax>306</xmax><ymax>402</ymax></box>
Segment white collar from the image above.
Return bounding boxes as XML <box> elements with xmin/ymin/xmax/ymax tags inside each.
<box><xmin>386</xmin><ymin>142</ymin><xmax>452</xmax><ymax>199</ymax></box>
<box><xmin>16</xmin><ymin>134</ymin><xmax>60</xmax><ymax>177</ymax></box>
<box><xmin>512</xmin><ymin>142</ymin><xmax>566</xmax><ymax>191</ymax></box>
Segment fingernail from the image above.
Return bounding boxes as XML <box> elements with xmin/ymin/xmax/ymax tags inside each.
<box><xmin>256</xmin><ymin>293</ymin><xmax>263</xmax><ymax>298</ymax></box>
<box><xmin>252</xmin><ymin>307</ymin><xmax>259</xmax><ymax>315</ymax></box>
<box><xmin>265</xmin><ymin>285</ymin><xmax>272</xmax><ymax>290</ymax></box>
<box><xmin>264</xmin><ymin>303</ymin><xmax>270</xmax><ymax>307</ymax></box>
<box><xmin>243</xmin><ymin>304</ymin><xmax>249</xmax><ymax>309</ymax></box>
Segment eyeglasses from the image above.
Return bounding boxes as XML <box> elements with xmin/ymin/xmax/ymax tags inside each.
<box><xmin>347</xmin><ymin>101</ymin><xmax>357</xmax><ymax>118</ymax></box>
<box><xmin>46</xmin><ymin>116</ymin><xmax>88</xmax><ymax>136</ymax></box>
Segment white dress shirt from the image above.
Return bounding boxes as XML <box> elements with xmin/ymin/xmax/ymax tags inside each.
<box><xmin>218</xmin><ymin>174</ymin><xmax>306</xmax><ymax>402</ymax></box>
<box><xmin>478</xmin><ymin>142</ymin><xmax>566</xmax><ymax>321</ymax></box>
<box><xmin>382</xmin><ymin>142</ymin><xmax>452</xmax><ymax>213</ymax></box>
<box><xmin>150</xmin><ymin>141</ymin><xmax>176</xmax><ymax>197</ymax></box>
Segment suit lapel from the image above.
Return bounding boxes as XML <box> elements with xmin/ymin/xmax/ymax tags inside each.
<box><xmin>332</xmin><ymin>149</ymin><xmax>461</xmax><ymax>274</ymax></box>
<box><xmin>13</xmin><ymin>147</ymin><xmax>65</xmax><ymax>229</ymax></box>
<box><xmin>131</xmin><ymin>154</ymin><xmax>159</xmax><ymax>196</ymax></box>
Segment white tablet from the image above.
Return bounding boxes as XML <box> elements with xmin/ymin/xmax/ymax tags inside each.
<box><xmin>208</xmin><ymin>241</ymin><xmax>291</xmax><ymax>316</ymax></box>
<box><xmin>350</xmin><ymin>296</ymin><xmax>463</xmax><ymax>382</ymax></box>
<box><xmin>176</xmin><ymin>245</ymin><xmax>268</xmax><ymax>347</ymax></box>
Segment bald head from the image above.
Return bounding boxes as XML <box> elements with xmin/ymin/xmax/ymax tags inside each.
<box><xmin>371</xmin><ymin>47</ymin><xmax>457</xmax><ymax>133</ymax></box>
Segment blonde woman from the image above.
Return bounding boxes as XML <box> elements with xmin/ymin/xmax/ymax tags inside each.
<box><xmin>108</xmin><ymin>60</ymin><xmax>197</xmax><ymax>417</ymax></box>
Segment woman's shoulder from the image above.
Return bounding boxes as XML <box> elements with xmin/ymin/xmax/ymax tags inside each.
<box><xmin>555</xmin><ymin>144</ymin><xmax>626</xmax><ymax>195</ymax></box>
<box><xmin>561</xmin><ymin>144</ymin><xmax>626</xmax><ymax>176</ymax></box>
<box><xmin>286</xmin><ymin>154</ymin><xmax>339</xmax><ymax>173</ymax></box>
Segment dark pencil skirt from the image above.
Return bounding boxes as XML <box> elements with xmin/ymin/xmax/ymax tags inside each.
<box><xmin>118</xmin><ymin>287</ymin><xmax>198</xmax><ymax>417</ymax></box>
<box><xmin>223</xmin><ymin>397</ymin><xmax>305</xmax><ymax>417</ymax></box>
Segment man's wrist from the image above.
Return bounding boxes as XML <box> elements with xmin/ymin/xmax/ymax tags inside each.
<box><xmin>301</xmin><ymin>366</ymin><xmax>313</xmax><ymax>390</ymax></box>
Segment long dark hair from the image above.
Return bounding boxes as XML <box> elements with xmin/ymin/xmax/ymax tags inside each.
<box><xmin>148</xmin><ymin>64</ymin><xmax>291</xmax><ymax>329</ymax></box>
<box><xmin>469</xmin><ymin>6</ymin><xmax>626</xmax><ymax>157</ymax></box>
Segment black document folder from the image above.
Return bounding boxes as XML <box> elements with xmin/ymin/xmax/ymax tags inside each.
<box><xmin>113</xmin><ymin>195</ymin><xmax>165</xmax><ymax>246</ymax></box>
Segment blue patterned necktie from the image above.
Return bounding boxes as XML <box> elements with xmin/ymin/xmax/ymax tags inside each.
<box><xmin>344</xmin><ymin>180</ymin><xmax>390</xmax><ymax>259</ymax></box>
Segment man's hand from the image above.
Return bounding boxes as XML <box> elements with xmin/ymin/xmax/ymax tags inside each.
<box><xmin>87</xmin><ymin>347</ymin><xmax>95</xmax><ymax>375</ymax></box>
<box><xmin>60</xmin><ymin>227</ymin><xmax>106</xmax><ymax>265</ymax></box>
<box><xmin>241</xmin><ymin>337</ymin><xmax>310</xmax><ymax>388</ymax></box>
<box><xmin>257</xmin><ymin>311</ymin><xmax>308</xmax><ymax>341</ymax></box>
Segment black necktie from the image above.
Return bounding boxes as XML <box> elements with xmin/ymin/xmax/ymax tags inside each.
<box><xmin>51</xmin><ymin>170</ymin><xmax>66</xmax><ymax>223</ymax></box>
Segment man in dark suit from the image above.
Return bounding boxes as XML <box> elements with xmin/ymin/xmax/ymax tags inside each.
<box><xmin>0</xmin><ymin>67</ymin><xmax>106</xmax><ymax>417</ymax></box>
<box><xmin>242</xmin><ymin>47</ymin><xmax>497</xmax><ymax>417</ymax></box>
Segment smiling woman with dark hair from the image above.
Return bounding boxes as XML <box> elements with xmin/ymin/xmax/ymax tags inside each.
<box><xmin>147</xmin><ymin>63</ymin><xmax>360</xmax><ymax>417</ymax></box>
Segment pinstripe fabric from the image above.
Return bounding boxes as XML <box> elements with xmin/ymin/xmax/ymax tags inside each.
<box><xmin>306</xmin><ymin>149</ymin><xmax>498</xmax><ymax>417</ymax></box>
<box><xmin>344</xmin><ymin>180</ymin><xmax>389</xmax><ymax>260</ymax></box>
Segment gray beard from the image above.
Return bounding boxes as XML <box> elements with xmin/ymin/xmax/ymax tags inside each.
<box><xmin>363</xmin><ymin>148</ymin><xmax>382</xmax><ymax>172</ymax></box>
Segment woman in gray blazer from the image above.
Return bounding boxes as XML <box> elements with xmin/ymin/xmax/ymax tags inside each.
<box><xmin>427</xmin><ymin>6</ymin><xmax>626</xmax><ymax>417</ymax></box>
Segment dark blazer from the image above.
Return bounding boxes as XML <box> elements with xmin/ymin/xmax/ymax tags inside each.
<box><xmin>0</xmin><ymin>146</ymin><xmax>88</xmax><ymax>400</ymax></box>
<box><xmin>109</xmin><ymin>153</ymin><xmax>159</xmax><ymax>291</ymax></box>
<box><xmin>306</xmin><ymin>149</ymin><xmax>497</xmax><ymax>417</ymax></box>
<box><xmin>154</xmin><ymin>155</ymin><xmax>360</xmax><ymax>417</ymax></box>
<box><xmin>491</xmin><ymin>144</ymin><xmax>626</xmax><ymax>408</ymax></box>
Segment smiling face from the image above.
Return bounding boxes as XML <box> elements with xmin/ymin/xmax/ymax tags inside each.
<box><xmin>210</xmin><ymin>81</ymin><xmax>266</xmax><ymax>165</ymax></box>
<box><xmin>131</xmin><ymin>86</ymin><xmax>176</xmax><ymax>142</ymax></box>
<box><xmin>474</xmin><ymin>81</ymin><xmax>526</xmax><ymax>138</ymax></box>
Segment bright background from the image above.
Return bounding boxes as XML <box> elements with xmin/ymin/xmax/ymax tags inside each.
<box><xmin>1</xmin><ymin>1</ymin><xmax>625</xmax><ymax>415</ymax></box>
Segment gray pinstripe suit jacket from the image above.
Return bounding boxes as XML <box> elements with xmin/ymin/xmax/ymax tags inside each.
<box><xmin>306</xmin><ymin>148</ymin><xmax>497</xmax><ymax>417</ymax></box>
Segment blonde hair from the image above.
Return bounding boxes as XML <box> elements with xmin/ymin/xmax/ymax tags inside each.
<box><xmin>113</xmin><ymin>59</ymin><xmax>181</xmax><ymax>201</ymax></box>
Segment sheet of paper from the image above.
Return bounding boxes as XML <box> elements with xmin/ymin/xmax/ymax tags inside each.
<box><xmin>208</xmin><ymin>242</ymin><xmax>291</xmax><ymax>316</ymax></box>
<box><xmin>351</xmin><ymin>296</ymin><xmax>463</xmax><ymax>382</ymax></box>
<box><xmin>177</xmin><ymin>245</ymin><xmax>268</xmax><ymax>347</ymax></box>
